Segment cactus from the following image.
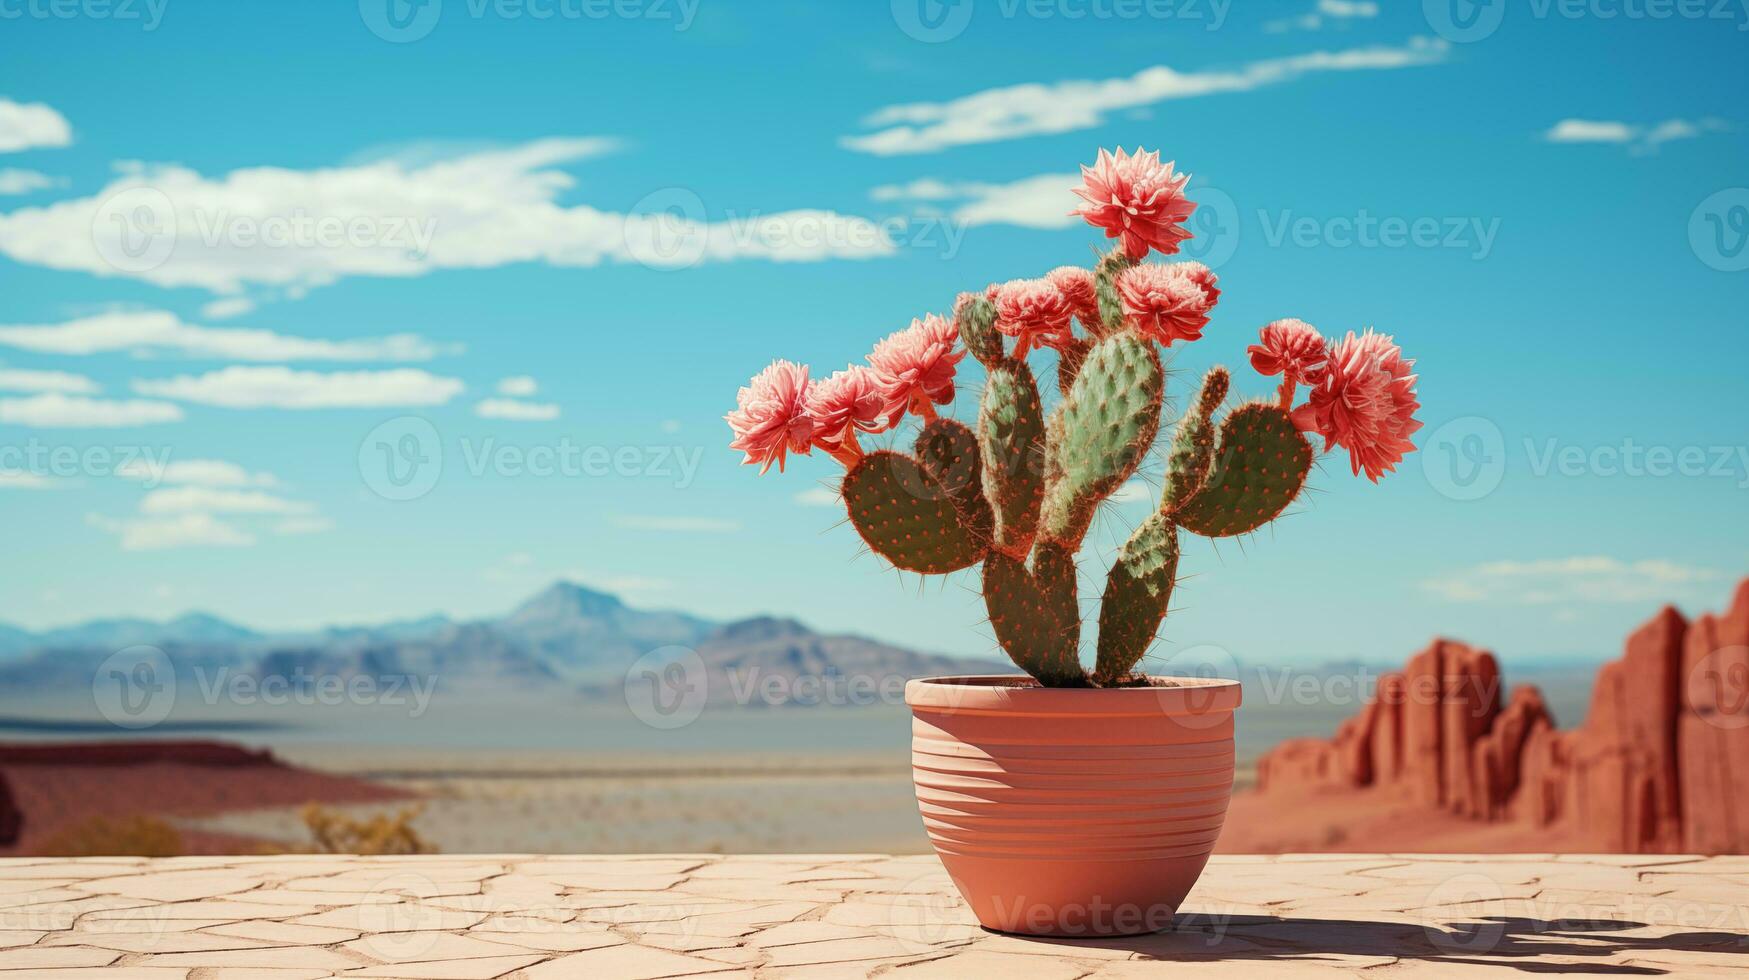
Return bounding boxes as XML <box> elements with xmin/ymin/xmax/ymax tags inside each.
<box><xmin>1093</xmin><ymin>247</ymin><xmax>1136</xmax><ymax>334</ymax></box>
<box><xmin>955</xmin><ymin>293</ymin><xmax>1005</xmax><ymax>368</ymax></box>
<box><xmin>1038</xmin><ymin>333</ymin><xmax>1163</xmax><ymax>549</ymax></box>
<box><xmin>1172</xmin><ymin>403</ymin><xmax>1313</xmax><ymax>538</ymax></box>
<box><xmin>977</xmin><ymin>362</ymin><xmax>1045</xmax><ymax>558</ymax></box>
<box><xmin>1094</xmin><ymin>512</ymin><xmax>1179</xmax><ymax>684</ymax></box>
<box><xmin>729</xmin><ymin>147</ymin><xmax>1422</xmax><ymax>688</ymax></box>
<box><xmin>984</xmin><ymin>545</ymin><xmax>1084</xmax><ymax>687</ymax></box>
<box><xmin>1160</xmin><ymin>367</ymin><xmax>1229</xmax><ymax>515</ymax></box>
<box><xmin>842</xmin><ymin>451</ymin><xmax>989</xmax><ymax>573</ymax></box>
<box><xmin>916</xmin><ymin>418</ymin><xmax>994</xmax><ymax>546</ymax></box>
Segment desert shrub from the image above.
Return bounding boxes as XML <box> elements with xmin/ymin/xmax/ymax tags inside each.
<box><xmin>37</xmin><ymin>814</ymin><xmax>182</xmax><ymax>857</ymax></box>
<box><xmin>300</xmin><ymin>803</ymin><xmax>436</xmax><ymax>855</ymax></box>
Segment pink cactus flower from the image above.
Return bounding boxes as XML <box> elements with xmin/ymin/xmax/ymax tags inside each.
<box><xmin>1071</xmin><ymin>147</ymin><xmax>1197</xmax><ymax>260</ymax></box>
<box><xmin>1292</xmin><ymin>329</ymin><xmax>1422</xmax><ymax>482</ymax></box>
<box><xmin>867</xmin><ymin>314</ymin><xmax>964</xmax><ymax>421</ymax></box>
<box><xmin>1115</xmin><ymin>262</ymin><xmax>1219</xmax><ymax>347</ymax></box>
<box><xmin>806</xmin><ymin>365</ymin><xmax>892</xmax><ymax>451</ymax></box>
<box><xmin>726</xmin><ymin>359</ymin><xmax>817</xmax><ymax>474</ymax></box>
<box><xmin>1046</xmin><ymin>266</ymin><xmax>1101</xmax><ymax>333</ymax></box>
<box><xmin>1249</xmin><ymin>318</ymin><xmax>1329</xmax><ymax>387</ymax></box>
<box><xmin>994</xmin><ymin>278</ymin><xmax>1075</xmax><ymax>356</ymax></box>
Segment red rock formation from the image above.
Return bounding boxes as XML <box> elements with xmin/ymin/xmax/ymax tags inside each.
<box><xmin>1441</xmin><ymin>644</ymin><xmax>1502</xmax><ymax>818</ymax></box>
<box><xmin>0</xmin><ymin>741</ymin><xmax>277</xmax><ymax>768</ymax></box>
<box><xmin>1473</xmin><ymin>685</ymin><xmax>1551</xmax><ymax>821</ymax></box>
<box><xmin>1679</xmin><ymin>579</ymin><xmax>1749</xmax><ymax>853</ymax></box>
<box><xmin>1253</xmin><ymin>577</ymin><xmax>1749</xmax><ymax>853</ymax></box>
<box><xmin>1369</xmin><ymin>673</ymin><xmax>1405</xmax><ymax>784</ymax></box>
<box><xmin>1402</xmin><ymin>644</ymin><xmax>1444</xmax><ymax>807</ymax></box>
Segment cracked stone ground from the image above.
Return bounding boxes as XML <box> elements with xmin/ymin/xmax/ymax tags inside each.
<box><xmin>0</xmin><ymin>853</ymin><xmax>1745</xmax><ymax>977</ymax></box>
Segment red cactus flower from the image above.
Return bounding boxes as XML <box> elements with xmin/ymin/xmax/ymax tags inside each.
<box><xmin>726</xmin><ymin>359</ymin><xmax>816</xmax><ymax>474</ymax></box>
<box><xmin>1046</xmin><ymin>266</ymin><xmax>1101</xmax><ymax>333</ymax></box>
<box><xmin>1292</xmin><ymin>329</ymin><xmax>1422</xmax><ymax>482</ymax></box>
<box><xmin>993</xmin><ymin>278</ymin><xmax>1075</xmax><ymax>356</ymax></box>
<box><xmin>1249</xmin><ymin>318</ymin><xmax>1329</xmax><ymax>388</ymax></box>
<box><xmin>867</xmin><ymin>314</ymin><xmax>964</xmax><ymax>421</ymax></box>
<box><xmin>1115</xmin><ymin>262</ymin><xmax>1219</xmax><ymax>347</ymax></box>
<box><xmin>806</xmin><ymin>365</ymin><xmax>893</xmax><ymax>452</ymax></box>
<box><xmin>1071</xmin><ymin>147</ymin><xmax>1196</xmax><ymax>260</ymax></box>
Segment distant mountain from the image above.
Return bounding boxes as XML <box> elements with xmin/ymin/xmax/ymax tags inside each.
<box><xmin>493</xmin><ymin>582</ymin><xmax>713</xmax><ymax>678</ymax></box>
<box><xmin>24</xmin><ymin>613</ymin><xmax>259</xmax><ymax>654</ymax></box>
<box><xmin>605</xmin><ymin>615</ymin><xmax>1006</xmax><ymax>706</ymax></box>
<box><xmin>0</xmin><ymin>581</ymin><xmax>995</xmax><ymax>705</ymax></box>
<box><xmin>0</xmin><ymin>624</ymin><xmax>32</xmax><ymax>659</ymax></box>
<box><xmin>255</xmin><ymin>623</ymin><xmax>558</xmax><ymax>693</ymax></box>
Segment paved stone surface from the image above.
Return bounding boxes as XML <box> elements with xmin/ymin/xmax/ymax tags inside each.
<box><xmin>0</xmin><ymin>854</ymin><xmax>1744</xmax><ymax>976</ymax></box>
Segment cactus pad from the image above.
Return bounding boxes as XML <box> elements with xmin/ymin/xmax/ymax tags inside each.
<box><xmin>916</xmin><ymin>418</ymin><xmax>994</xmax><ymax>546</ymax></box>
<box><xmin>1160</xmin><ymin>367</ymin><xmax>1230</xmax><ymax>515</ymax></box>
<box><xmin>1094</xmin><ymin>513</ymin><xmax>1179</xmax><ymax>683</ymax></box>
<box><xmin>843</xmin><ymin>450</ymin><xmax>989</xmax><ymax>573</ymax></box>
<box><xmin>977</xmin><ymin>363</ymin><xmax>1045</xmax><ymax>557</ymax></box>
<box><xmin>1173</xmin><ymin>402</ymin><xmax>1313</xmax><ymax>538</ymax></box>
<box><xmin>1055</xmin><ymin>336</ymin><xmax>1092</xmax><ymax>396</ymax></box>
<box><xmin>1038</xmin><ymin>333</ymin><xmax>1164</xmax><ymax>547</ymax></box>
<box><xmin>954</xmin><ymin>294</ymin><xmax>1005</xmax><ymax>367</ymax></box>
<box><xmin>1093</xmin><ymin>248</ymin><xmax>1137</xmax><ymax>334</ymax></box>
<box><xmin>983</xmin><ymin>545</ymin><xmax>1085</xmax><ymax>687</ymax></box>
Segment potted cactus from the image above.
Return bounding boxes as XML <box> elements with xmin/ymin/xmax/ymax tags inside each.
<box><xmin>726</xmin><ymin>148</ymin><xmax>1423</xmax><ymax>936</ymax></box>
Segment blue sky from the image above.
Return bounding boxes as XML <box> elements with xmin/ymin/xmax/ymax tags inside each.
<box><xmin>0</xmin><ymin>1</ymin><xmax>1745</xmax><ymax>672</ymax></box>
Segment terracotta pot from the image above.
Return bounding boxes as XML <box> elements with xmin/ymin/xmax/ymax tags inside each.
<box><xmin>905</xmin><ymin>674</ymin><xmax>1241</xmax><ymax>937</ymax></box>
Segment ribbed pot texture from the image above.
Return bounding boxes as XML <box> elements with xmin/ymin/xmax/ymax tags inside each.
<box><xmin>905</xmin><ymin>675</ymin><xmax>1241</xmax><ymax>937</ymax></box>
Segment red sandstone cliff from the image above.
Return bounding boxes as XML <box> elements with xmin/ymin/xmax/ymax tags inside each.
<box><xmin>1252</xmin><ymin>578</ymin><xmax>1749</xmax><ymax>853</ymax></box>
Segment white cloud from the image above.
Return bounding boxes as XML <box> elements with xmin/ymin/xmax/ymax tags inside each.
<box><xmin>1319</xmin><ymin>0</ymin><xmax>1380</xmax><ymax>15</ymax></box>
<box><xmin>1544</xmin><ymin>119</ymin><xmax>1639</xmax><ymax>143</ymax></box>
<box><xmin>275</xmin><ymin>517</ymin><xmax>335</xmax><ymax>535</ymax></box>
<box><xmin>1422</xmin><ymin>556</ymin><xmax>1722</xmax><ymax>605</ymax></box>
<box><xmin>0</xmin><ymin>365</ymin><xmax>98</xmax><ymax>394</ymax></box>
<box><xmin>794</xmin><ymin>486</ymin><xmax>840</xmax><ymax>507</ymax></box>
<box><xmin>87</xmin><ymin>511</ymin><xmax>255</xmax><ymax>551</ymax></box>
<box><xmin>0</xmin><ymin>99</ymin><xmax>72</xmax><ymax>154</ymax></box>
<box><xmin>0</xmin><ymin>472</ymin><xmax>56</xmax><ymax>489</ymax></box>
<box><xmin>876</xmin><ymin>172</ymin><xmax>1082</xmax><ymax>229</ymax></box>
<box><xmin>0</xmin><ymin>392</ymin><xmax>182</xmax><ymax>427</ymax></box>
<box><xmin>496</xmin><ymin>375</ymin><xmax>538</xmax><ymax>397</ymax></box>
<box><xmin>0</xmin><ymin>138</ymin><xmax>894</xmax><ymax>294</ymax></box>
<box><xmin>132</xmin><ymin>366</ymin><xmax>465</xmax><ymax>409</ymax></box>
<box><xmin>613</xmin><ymin>515</ymin><xmax>742</xmax><ymax>533</ymax></box>
<box><xmin>199</xmin><ymin>296</ymin><xmax>256</xmax><ymax>320</ymax></box>
<box><xmin>139</xmin><ymin>486</ymin><xmax>315</xmax><ymax>516</ymax></box>
<box><xmin>843</xmin><ymin>39</ymin><xmax>1448</xmax><ymax>155</ymax></box>
<box><xmin>1266</xmin><ymin>0</ymin><xmax>1378</xmax><ymax>32</ymax></box>
<box><xmin>0</xmin><ymin>169</ymin><xmax>65</xmax><ymax>195</ymax></box>
<box><xmin>0</xmin><ymin>309</ymin><xmax>454</xmax><ymax>361</ymax></box>
<box><xmin>869</xmin><ymin>178</ymin><xmax>961</xmax><ymax>202</ymax></box>
<box><xmin>116</xmin><ymin>458</ymin><xmax>277</xmax><ymax>488</ymax></box>
<box><xmin>475</xmin><ymin>397</ymin><xmax>560</xmax><ymax>421</ymax></box>
<box><xmin>1543</xmin><ymin>117</ymin><xmax>1729</xmax><ymax>153</ymax></box>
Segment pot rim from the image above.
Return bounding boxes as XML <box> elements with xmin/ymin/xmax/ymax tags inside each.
<box><xmin>905</xmin><ymin>674</ymin><xmax>1241</xmax><ymax>716</ymax></box>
